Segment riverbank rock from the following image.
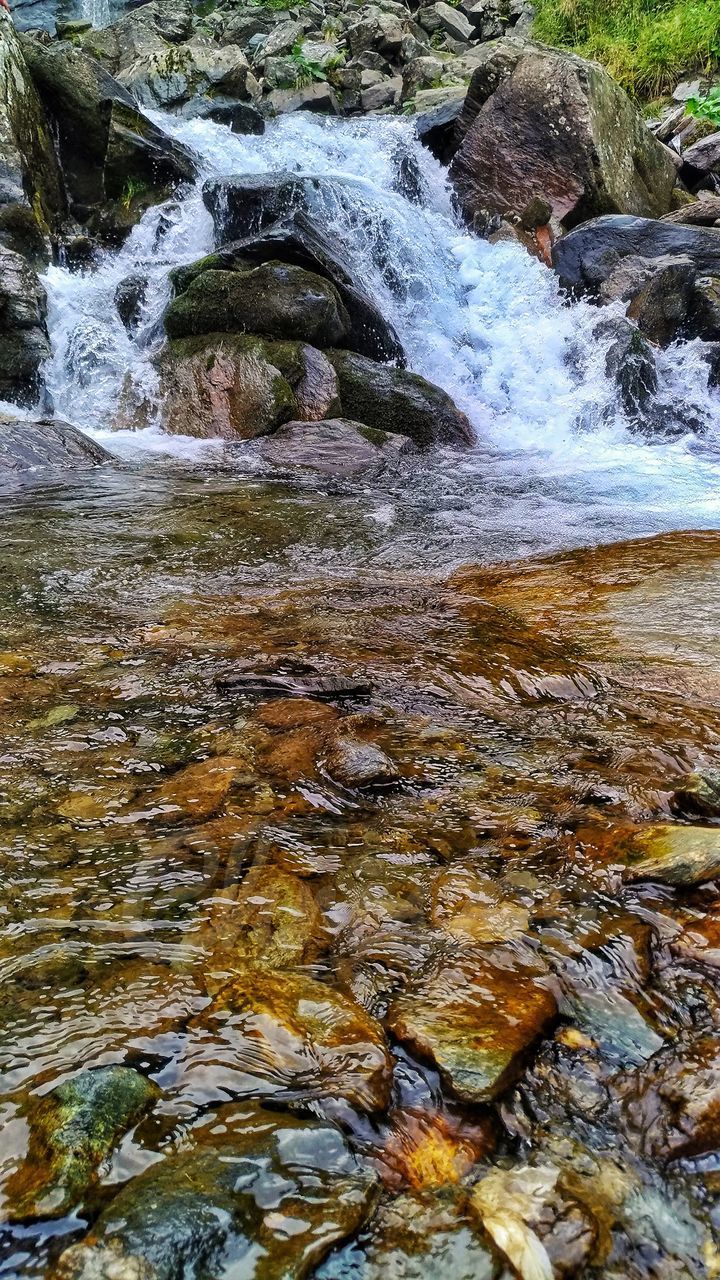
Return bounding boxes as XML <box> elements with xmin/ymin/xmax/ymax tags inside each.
<box><xmin>449</xmin><ymin>41</ymin><xmax>677</xmax><ymax>230</ymax></box>
<box><xmin>620</xmin><ymin>824</ymin><xmax>720</xmax><ymax>886</ymax></box>
<box><xmin>0</xmin><ymin>413</ymin><xmax>111</xmax><ymax>470</ymax></box>
<box><xmin>386</xmin><ymin>951</ymin><xmax>557</xmax><ymax>1103</ymax></box>
<box><xmin>553</xmin><ymin>215</ymin><xmax>720</xmax><ymax>346</ymax></box>
<box><xmin>256</xmin><ymin>418</ymin><xmax>412</xmax><ymax>477</ymax></box>
<box><xmin>20</xmin><ymin>36</ymin><xmax>196</xmax><ymax>243</ymax></box>
<box><xmin>5</xmin><ymin>1066</ymin><xmax>159</xmax><ymax>1220</ymax></box>
<box><xmin>327</xmin><ymin>349</ymin><xmax>474</xmax><ymax>446</ymax></box>
<box><xmin>183</xmin><ymin>208</ymin><xmax>404</xmax><ymax>364</ymax></box>
<box><xmin>0</xmin><ymin>249</ymin><xmax>50</xmax><ymax>405</ymax></box>
<box><xmin>164</xmin><ymin>262</ymin><xmax>352</xmax><ymax>349</ymax></box>
<box><xmin>57</xmin><ymin>1103</ymin><xmax>378</xmax><ymax>1280</ymax></box>
<box><xmin>0</xmin><ymin>11</ymin><xmax>64</xmax><ymax>259</ymax></box>
<box><xmin>179</xmin><ymin>967</ymin><xmax>392</xmax><ymax>1110</ymax></box>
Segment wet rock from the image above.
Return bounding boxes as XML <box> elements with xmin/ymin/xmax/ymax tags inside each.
<box><xmin>20</xmin><ymin>37</ymin><xmax>197</xmax><ymax>242</ymax></box>
<box><xmin>146</xmin><ymin>755</ymin><xmax>246</xmax><ymax>823</ymax></box>
<box><xmin>115</xmin><ymin>272</ymin><xmax>148</xmax><ymax>333</ymax></box>
<box><xmin>205</xmin><ymin>101</ymin><xmax>265</xmax><ymax>135</ymax></box>
<box><xmin>0</xmin><ymin>12</ymin><xmax>64</xmax><ymax>258</ymax></box>
<box><xmin>662</xmin><ymin>193</ymin><xmax>720</xmax><ymax>227</ymax></box>
<box><xmin>293</xmin><ymin>346</ymin><xmax>341</xmax><ymax>421</ymax></box>
<box><xmin>596</xmin><ymin>316</ymin><xmax>659</xmax><ymax>426</ymax></box>
<box><xmin>624</xmin><ymin>257</ymin><xmax>697</xmax><ymax>345</ymax></box>
<box><xmin>347</xmin><ymin>8</ymin><xmax>405</xmax><ymax>60</ymax></box>
<box><xmin>156</xmin><ymin>333</ymin><xmax>300</xmax><ymax>440</ymax></box>
<box><xmin>621</xmin><ymin>824</ymin><xmax>720</xmax><ymax>886</ymax></box>
<box><xmin>671</xmin><ymin>770</ymin><xmax>720</xmax><ymax>819</ymax></box>
<box><xmin>327</xmin><ymin>349</ymin><xmax>473</xmax><ymax>447</ymax></box>
<box><xmin>254</xmin><ymin>696</ymin><xmax>339</xmax><ymax>731</ymax></box>
<box><xmin>165</xmin><ymin>262</ymin><xmax>351</xmax><ymax>348</ymax></box>
<box><xmin>0</xmin><ymin>248</ymin><xmax>51</xmax><ymax>405</ymax></box>
<box><xmin>200</xmin><ymin>865</ymin><xmax>322</xmax><ymax>985</ymax></box>
<box><xmin>217</xmin><ymin>667</ymin><xmax>373</xmax><ymax>700</ymax></box>
<box><xmin>6</xmin><ymin>1066</ymin><xmax>159</xmax><ymax>1220</ymax></box>
<box><xmin>617</xmin><ymin>1035</ymin><xmax>720</xmax><ymax>1161</ymax></box>
<box><xmin>680</xmin><ymin>134</ymin><xmax>720</xmax><ymax>191</ymax></box>
<box><xmin>203</xmin><ymin>172</ymin><xmax>329</xmax><ymax>243</ymax></box>
<box><xmin>470</xmin><ymin>1164</ymin><xmax>597</xmax><ymax>1279</ymax></box>
<box><xmin>412</xmin><ymin>89</ymin><xmax>465</xmax><ymax>164</ymax></box>
<box><xmin>386</xmin><ymin>952</ymin><xmax>557</xmax><ymax>1103</ymax></box>
<box><xmin>431</xmin><ymin>867</ymin><xmax>531</xmax><ymax>944</ymax></box>
<box><xmin>199</xmin><ymin>210</ymin><xmax>404</xmax><ymax>364</ymax></box>
<box><xmin>0</xmin><ymin>412</ymin><xmax>111</xmax><ymax>470</ymax></box>
<box><xmin>180</xmin><ymin>967</ymin><xmax>392</xmax><ymax>1111</ymax></box>
<box><xmin>57</xmin><ymin>1103</ymin><xmax>378</xmax><ymax>1280</ymax></box>
<box><xmin>450</xmin><ymin>42</ymin><xmax>676</xmax><ymax>229</ymax></box>
<box><xmin>323</xmin><ymin>732</ymin><xmax>400</xmax><ymax>788</ymax></box>
<box><xmin>670</xmin><ymin>911</ymin><xmax>720</xmax><ymax>968</ymax></box>
<box><xmin>552</xmin><ymin>215</ymin><xmax>720</xmax><ymax>297</ymax></box>
<box><xmin>257</xmin><ymin>417</ymin><xmax>412</xmax><ymax>478</ymax></box>
<box><xmin>317</xmin><ymin>1186</ymin><xmax>502</xmax><ymax>1279</ymax></box>
<box><xmin>266</xmin><ymin>81</ymin><xmax>342</xmax><ymax>116</ymax></box>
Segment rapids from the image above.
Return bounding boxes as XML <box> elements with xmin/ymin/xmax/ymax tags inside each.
<box><xmin>39</xmin><ymin>108</ymin><xmax>720</xmax><ymax>565</ymax></box>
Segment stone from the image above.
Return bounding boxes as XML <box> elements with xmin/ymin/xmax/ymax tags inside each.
<box><xmin>156</xmin><ymin>333</ymin><xmax>301</xmax><ymax>440</ymax></box>
<box><xmin>552</xmin><ymin>215</ymin><xmax>720</xmax><ymax>296</ymax></box>
<box><xmin>257</xmin><ymin>418</ymin><xmax>411</xmax><ymax>478</ymax></box>
<box><xmin>596</xmin><ymin>316</ymin><xmax>658</xmax><ymax>426</ymax></box>
<box><xmin>200</xmin><ymin>865</ymin><xmax>321</xmax><ymax>983</ymax></box>
<box><xmin>624</xmin><ymin>257</ymin><xmax>697</xmax><ymax>345</ymax></box>
<box><xmin>361</xmin><ymin>75</ymin><xmax>403</xmax><ymax>112</ymax></box>
<box><xmin>617</xmin><ymin>1036</ymin><xmax>720</xmax><ymax>1161</ymax></box>
<box><xmin>0</xmin><ymin>12</ymin><xmax>64</xmax><ymax>258</ymax></box>
<box><xmin>56</xmin><ymin>1104</ymin><xmax>378</xmax><ymax>1280</ymax></box>
<box><xmin>412</xmin><ymin>88</ymin><xmax>465</xmax><ymax>164</ymax></box>
<box><xmin>115</xmin><ymin>272</ymin><xmax>148</xmax><ymax>333</ymax></box>
<box><xmin>327</xmin><ymin>349</ymin><xmax>473</xmax><ymax>446</ymax></box>
<box><xmin>450</xmin><ymin>42</ymin><xmax>677</xmax><ymax>229</ymax></box>
<box><xmin>266</xmin><ymin>82</ymin><xmax>342</xmax><ymax>115</ymax></box>
<box><xmin>117</xmin><ymin>39</ymin><xmax>259</xmax><ymax>118</ymax></box>
<box><xmin>691</xmin><ymin>274</ymin><xmax>720</xmax><ymax>340</ymax></box>
<box><xmin>347</xmin><ymin>8</ymin><xmax>405</xmax><ymax>60</ymax></box>
<box><xmin>0</xmin><ymin>413</ymin><xmax>111</xmax><ymax>470</ymax></box>
<box><xmin>20</xmin><ymin>37</ymin><xmax>196</xmax><ymax>241</ymax></box>
<box><xmin>663</xmin><ymin>193</ymin><xmax>720</xmax><ymax>226</ymax></box>
<box><xmin>433</xmin><ymin>1</ymin><xmax>473</xmax><ymax>42</ymax></box>
<box><xmin>256</xmin><ymin>19</ymin><xmax>305</xmax><ymax>61</ymax></box>
<box><xmin>323</xmin><ymin>732</ymin><xmax>400</xmax><ymax>788</ymax></box>
<box><xmin>430</xmin><ymin>867</ymin><xmax>531</xmax><ymax>944</ymax></box>
<box><xmin>621</xmin><ymin>824</ymin><xmax>720</xmax><ymax>886</ymax></box>
<box><xmin>671</xmin><ymin>770</ymin><xmax>720</xmax><ymax>819</ymax></box>
<box><xmin>146</xmin><ymin>755</ymin><xmax>246</xmax><ymax>823</ymax></box>
<box><xmin>680</xmin><ymin>131</ymin><xmax>720</xmax><ymax>188</ymax></box>
<box><xmin>198</xmin><ymin>210</ymin><xmax>404</xmax><ymax>365</ymax></box>
<box><xmin>165</xmin><ymin>262</ymin><xmax>351</xmax><ymax>349</ymax></box>
<box><xmin>386</xmin><ymin>953</ymin><xmax>557</xmax><ymax>1103</ymax></box>
<box><xmin>0</xmin><ymin>247</ymin><xmax>50</xmax><ymax>405</ymax></box>
<box><xmin>180</xmin><ymin>968</ymin><xmax>392</xmax><ymax>1110</ymax></box>
<box><xmin>470</xmin><ymin>1165</ymin><xmax>596</xmax><ymax>1279</ymax></box>
<box><xmin>5</xmin><ymin>1066</ymin><xmax>159</xmax><ymax>1221</ymax></box>
<box><xmin>401</xmin><ymin>55</ymin><xmax>445</xmax><ymax>101</ymax></box>
<box><xmin>205</xmin><ymin>101</ymin><xmax>265</xmax><ymax>135</ymax></box>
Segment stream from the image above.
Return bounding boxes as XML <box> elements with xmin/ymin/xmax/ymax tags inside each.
<box><xmin>2</xmin><ymin>106</ymin><xmax>720</xmax><ymax>1278</ymax></box>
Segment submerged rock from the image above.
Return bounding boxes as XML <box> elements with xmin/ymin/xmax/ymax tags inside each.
<box><xmin>57</xmin><ymin>1103</ymin><xmax>378</xmax><ymax>1280</ymax></box>
<box><xmin>200</xmin><ymin>865</ymin><xmax>322</xmax><ymax>983</ymax></box>
<box><xmin>146</xmin><ymin>755</ymin><xmax>246</xmax><ymax>823</ymax></box>
<box><xmin>621</xmin><ymin>824</ymin><xmax>720</xmax><ymax>886</ymax></box>
<box><xmin>597</xmin><ymin>316</ymin><xmax>659</xmax><ymax>428</ymax></box>
<box><xmin>0</xmin><ymin>413</ymin><xmax>110</xmax><ymax>470</ymax></box>
<box><xmin>386</xmin><ymin>952</ymin><xmax>557</xmax><ymax>1103</ymax></box>
<box><xmin>327</xmin><ymin>349</ymin><xmax>474</xmax><ymax>447</ymax></box>
<box><xmin>180</xmin><ymin>967</ymin><xmax>392</xmax><ymax>1111</ymax></box>
<box><xmin>6</xmin><ymin>1066</ymin><xmax>159</xmax><ymax>1220</ymax></box>
<box><xmin>323</xmin><ymin>731</ymin><xmax>401</xmax><ymax>788</ymax></box>
<box><xmin>0</xmin><ymin>249</ymin><xmax>51</xmax><ymax>406</ymax></box>
<box><xmin>256</xmin><ymin>418</ymin><xmax>412</xmax><ymax>478</ymax></box>
<box><xmin>617</xmin><ymin>1036</ymin><xmax>720</xmax><ymax>1161</ymax></box>
<box><xmin>450</xmin><ymin>41</ymin><xmax>676</xmax><ymax>229</ymax></box>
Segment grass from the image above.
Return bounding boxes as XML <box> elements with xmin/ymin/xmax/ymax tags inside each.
<box><xmin>532</xmin><ymin>0</ymin><xmax>720</xmax><ymax>98</ymax></box>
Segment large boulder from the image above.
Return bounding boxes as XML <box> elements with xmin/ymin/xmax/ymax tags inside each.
<box><xmin>327</xmin><ymin>349</ymin><xmax>474</xmax><ymax>446</ymax></box>
<box><xmin>0</xmin><ymin>412</ymin><xmax>111</xmax><ymax>470</ymax></box>
<box><xmin>192</xmin><ymin>209</ymin><xmax>404</xmax><ymax>365</ymax></box>
<box><xmin>19</xmin><ymin>37</ymin><xmax>197</xmax><ymax>242</ymax></box>
<box><xmin>0</xmin><ymin>12</ymin><xmax>64</xmax><ymax>258</ymax></box>
<box><xmin>0</xmin><ymin>248</ymin><xmax>50</xmax><ymax>406</ymax></box>
<box><xmin>449</xmin><ymin>40</ymin><xmax>677</xmax><ymax>230</ymax></box>
<box><xmin>552</xmin><ymin>214</ymin><xmax>720</xmax><ymax>345</ymax></box>
<box><xmin>164</xmin><ymin>262</ymin><xmax>352</xmax><ymax>349</ymax></box>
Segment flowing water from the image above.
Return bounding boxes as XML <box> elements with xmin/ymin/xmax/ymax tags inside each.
<box><xmin>2</xmin><ymin>109</ymin><xmax>720</xmax><ymax>1277</ymax></box>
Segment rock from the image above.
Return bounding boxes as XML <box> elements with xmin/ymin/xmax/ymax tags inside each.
<box><xmin>146</xmin><ymin>755</ymin><xmax>246</xmax><ymax>823</ymax></box>
<box><xmin>118</xmin><ymin>38</ymin><xmax>259</xmax><ymax>118</ymax></box>
<box><xmin>624</xmin><ymin>257</ymin><xmax>697</xmax><ymax>345</ymax></box>
<box><xmin>0</xmin><ymin>247</ymin><xmax>50</xmax><ymax>405</ymax></box>
<box><xmin>386</xmin><ymin>952</ymin><xmax>557</xmax><ymax>1103</ymax></box>
<box><xmin>430</xmin><ymin>867</ymin><xmax>531</xmax><ymax>944</ymax></box>
<box><xmin>433</xmin><ymin>1</ymin><xmax>474</xmax><ymax>42</ymax></box>
<box><xmin>662</xmin><ymin>193</ymin><xmax>720</xmax><ymax>226</ymax></box>
<box><xmin>0</xmin><ymin>413</ymin><xmax>111</xmax><ymax>470</ymax></box>
<box><xmin>621</xmin><ymin>824</ymin><xmax>720</xmax><ymax>886</ymax></box>
<box><xmin>470</xmin><ymin>1165</ymin><xmax>597</xmax><ymax>1280</ymax></box>
<box><xmin>617</xmin><ymin>1036</ymin><xmax>720</xmax><ymax>1161</ymax></box>
<box><xmin>203</xmin><ymin>172</ymin><xmax>318</xmax><ymax>240</ymax></box>
<box><xmin>257</xmin><ymin>18</ymin><xmax>306</xmax><ymax>61</ymax></box>
<box><xmin>205</xmin><ymin>101</ymin><xmax>265</xmax><ymax>135</ymax></box>
<box><xmin>401</xmin><ymin>55</ymin><xmax>445</xmax><ymax>101</ymax></box>
<box><xmin>5</xmin><ymin>1066</ymin><xmax>159</xmax><ymax>1220</ymax></box>
<box><xmin>327</xmin><ymin>349</ymin><xmax>473</xmax><ymax>446</ymax></box>
<box><xmin>217</xmin><ymin>668</ymin><xmax>372</xmax><ymax>700</ymax></box>
<box><xmin>197</xmin><ymin>210</ymin><xmax>404</xmax><ymax>365</ymax></box>
<box><xmin>0</xmin><ymin>11</ymin><xmax>64</xmax><ymax>258</ymax></box>
<box><xmin>671</xmin><ymin>770</ymin><xmax>720</xmax><ymax>819</ymax></box>
<box><xmin>412</xmin><ymin>88</ymin><xmax>465</xmax><ymax>164</ymax></box>
<box><xmin>449</xmin><ymin>42</ymin><xmax>677</xmax><ymax>229</ymax></box>
<box><xmin>200</xmin><ymin>865</ymin><xmax>321</xmax><ymax>983</ymax></box>
<box><xmin>361</xmin><ymin>75</ymin><xmax>403</xmax><ymax>112</ymax></box>
<box><xmin>323</xmin><ymin>731</ymin><xmax>400</xmax><ymax>787</ymax></box>
<box><xmin>20</xmin><ymin>37</ymin><xmax>196</xmax><ymax>242</ymax></box>
<box><xmin>293</xmin><ymin>346</ymin><xmax>341</xmax><ymax>420</ymax></box>
<box><xmin>155</xmin><ymin>333</ymin><xmax>301</xmax><ymax>440</ymax></box>
<box><xmin>347</xmin><ymin>7</ymin><xmax>405</xmax><ymax>60</ymax></box>
<box><xmin>165</xmin><ymin>262</ymin><xmax>351</xmax><ymax>349</ymax></box>
<box><xmin>56</xmin><ymin>1104</ymin><xmax>378</xmax><ymax>1280</ymax></box>
<box><xmin>257</xmin><ymin>418</ymin><xmax>411</xmax><ymax>478</ymax></box>
<box><xmin>552</xmin><ymin>215</ymin><xmax>720</xmax><ymax>296</ymax></box>
<box><xmin>266</xmin><ymin>82</ymin><xmax>342</xmax><ymax>115</ymax></box>
<box><xmin>680</xmin><ymin>132</ymin><xmax>720</xmax><ymax>189</ymax></box>
<box><xmin>596</xmin><ymin>316</ymin><xmax>658</xmax><ymax>425</ymax></box>
<box><xmin>115</xmin><ymin>272</ymin><xmax>148</xmax><ymax>332</ymax></box>
<box><xmin>180</xmin><ymin>968</ymin><xmax>392</xmax><ymax>1110</ymax></box>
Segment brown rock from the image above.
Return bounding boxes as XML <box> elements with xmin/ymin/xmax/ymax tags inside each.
<box><xmin>156</xmin><ymin>334</ymin><xmax>298</xmax><ymax>439</ymax></box>
<box><xmin>199</xmin><ymin>865</ymin><xmax>322</xmax><ymax>984</ymax></box>
<box><xmin>621</xmin><ymin>824</ymin><xmax>720</xmax><ymax>886</ymax></box>
<box><xmin>617</xmin><ymin>1036</ymin><xmax>720</xmax><ymax>1160</ymax></box>
<box><xmin>254</xmin><ymin>697</ymin><xmax>339</xmax><ymax>730</ymax></box>
<box><xmin>147</xmin><ymin>756</ymin><xmax>245</xmax><ymax>823</ymax></box>
<box><xmin>323</xmin><ymin>733</ymin><xmax>400</xmax><ymax>790</ymax></box>
<box><xmin>431</xmin><ymin>867</ymin><xmax>531</xmax><ymax>944</ymax></box>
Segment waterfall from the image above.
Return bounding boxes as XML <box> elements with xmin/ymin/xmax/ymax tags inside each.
<box><xmin>41</xmin><ymin>109</ymin><xmax>720</xmax><ymax>537</ymax></box>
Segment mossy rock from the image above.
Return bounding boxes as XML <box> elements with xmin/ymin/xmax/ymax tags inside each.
<box><xmin>327</xmin><ymin>348</ymin><xmax>473</xmax><ymax>446</ymax></box>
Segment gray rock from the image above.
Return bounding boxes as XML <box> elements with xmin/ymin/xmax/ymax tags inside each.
<box><xmin>553</xmin><ymin>215</ymin><xmax>720</xmax><ymax>295</ymax></box>
<box><xmin>0</xmin><ymin>247</ymin><xmax>50</xmax><ymax>405</ymax></box>
<box><xmin>115</xmin><ymin>272</ymin><xmax>148</xmax><ymax>333</ymax></box>
<box><xmin>622</xmin><ymin>824</ymin><xmax>720</xmax><ymax>886</ymax></box>
<box><xmin>266</xmin><ymin>81</ymin><xmax>341</xmax><ymax>115</ymax></box>
<box><xmin>327</xmin><ymin>348</ymin><xmax>473</xmax><ymax>446</ymax></box>
<box><xmin>324</xmin><ymin>732</ymin><xmax>401</xmax><ymax>787</ymax></box>
<box><xmin>0</xmin><ymin>414</ymin><xmax>111</xmax><ymax>471</ymax></box>
<box><xmin>256</xmin><ymin>417</ymin><xmax>412</xmax><ymax>477</ymax></box>
<box><xmin>596</xmin><ymin>316</ymin><xmax>658</xmax><ymax>426</ymax></box>
<box><xmin>361</xmin><ymin>75</ymin><xmax>402</xmax><ymax>111</ymax></box>
<box><xmin>433</xmin><ymin>0</ymin><xmax>474</xmax><ymax>42</ymax></box>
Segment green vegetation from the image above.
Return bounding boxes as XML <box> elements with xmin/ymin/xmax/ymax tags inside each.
<box><xmin>283</xmin><ymin>41</ymin><xmax>345</xmax><ymax>87</ymax></box>
<box><xmin>533</xmin><ymin>0</ymin><xmax>720</xmax><ymax>97</ymax></box>
<box><xmin>687</xmin><ymin>84</ymin><xmax>720</xmax><ymax>126</ymax></box>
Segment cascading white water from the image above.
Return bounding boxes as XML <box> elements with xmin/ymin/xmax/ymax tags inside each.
<box><xmin>42</xmin><ymin>109</ymin><xmax>720</xmax><ymax>547</ymax></box>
